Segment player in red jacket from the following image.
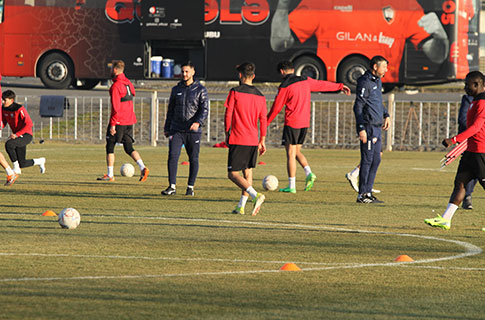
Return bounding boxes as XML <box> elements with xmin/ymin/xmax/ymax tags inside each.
<box><xmin>1</xmin><ymin>90</ymin><xmax>46</xmax><ymax>181</ymax></box>
<box><xmin>225</xmin><ymin>62</ymin><xmax>267</xmax><ymax>216</ymax></box>
<box><xmin>425</xmin><ymin>71</ymin><xmax>485</xmax><ymax>230</ymax></box>
<box><xmin>97</xmin><ymin>60</ymin><xmax>149</xmax><ymax>182</ymax></box>
<box><xmin>267</xmin><ymin>60</ymin><xmax>350</xmax><ymax>193</ymax></box>
<box><xmin>0</xmin><ymin>75</ymin><xmax>19</xmax><ymax>186</ymax></box>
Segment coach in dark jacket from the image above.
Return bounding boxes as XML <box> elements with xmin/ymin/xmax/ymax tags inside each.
<box><xmin>458</xmin><ymin>94</ymin><xmax>476</xmax><ymax>209</ymax></box>
<box><xmin>353</xmin><ymin>56</ymin><xmax>391</xmax><ymax>203</ymax></box>
<box><xmin>162</xmin><ymin>62</ymin><xmax>208</xmax><ymax>196</ymax></box>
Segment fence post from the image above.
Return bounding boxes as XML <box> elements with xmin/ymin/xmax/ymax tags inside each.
<box><xmin>99</xmin><ymin>98</ymin><xmax>103</xmax><ymax>140</ymax></box>
<box><xmin>446</xmin><ymin>102</ymin><xmax>450</xmax><ymax>138</ymax></box>
<box><xmin>335</xmin><ymin>101</ymin><xmax>339</xmax><ymax>145</ymax></box>
<box><xmin>74</xmin><ymin>97</ymin><xmax>78</xmax><ymax>140</ymax></box>
<box><xmin>311</xmin><ymin>101</ymin><xmax>315</xmax><ymax>144</ymax></box>
<box><xmin>50</xmin><ymin>117</ymin><xmax>53</xmax><ymax>140</ymax></box>
<box><xmin>207</xmin><ymin>100</ymin><xmax>211</xmax><ymax>142</ymax></box>
<box><xmin>386</xmin><ymin>93</ymin><xmax>394</xmax><ymax>151</ymax></box>
<box><xmin>150</xmin><ymin>91</ymin><xmax>157</xmax><ymax>147</ymax></box>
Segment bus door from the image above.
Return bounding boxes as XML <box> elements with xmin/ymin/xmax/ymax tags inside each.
<box><xmin>139</xmin><ymin>0</ymin><xmax>205</xmax><ymax>78</ymax></box>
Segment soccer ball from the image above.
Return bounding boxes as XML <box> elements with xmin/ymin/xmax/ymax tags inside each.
<box><xmin>58</xmin><ymin>208</ymin><xmax>81</xmax><ymax>229</ymax></box>
<box><xmin>120</xmin><ymin>163</ymin><xmax>135</xmax><ymax>177</ymax></box>
<box><xmin>262</xmin><ymin>175</ymin><xmax>278</xmax><ymax>191</ymax></box>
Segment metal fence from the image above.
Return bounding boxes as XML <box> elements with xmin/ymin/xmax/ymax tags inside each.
<box><xmin>0</xmin><ymin>94</ymin><xmax>460</xmax><ymax>150</ymax></box>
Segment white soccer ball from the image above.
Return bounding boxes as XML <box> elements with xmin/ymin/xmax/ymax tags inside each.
<box><xmin>58</xmin><ymin>208</ymin><xmax>81</xmax><ymax>229</ymax></box>
<box><xmin>262</xmin><ymin>175</ymin><xmax>279</xmax><ymax>191</ymax></box>
<box><xmin>120</xmin><ymin>163</ymin><xmax>135</xmax><ymax>177</ymax></box>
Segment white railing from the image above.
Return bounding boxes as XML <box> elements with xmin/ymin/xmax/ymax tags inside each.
<box><xmin>0</xmin><ymin>94</ymin><xmax>460</xmax><ymax>150</ymax></box>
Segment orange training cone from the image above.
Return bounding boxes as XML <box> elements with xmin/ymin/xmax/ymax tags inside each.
<box><xmin>42</xmin><ymin>210</ymin><xmax>57</xmax><ymax>217</ymax></box>
<box><xmin>258</xmin><ymin>161</ymin><xmax>266</xmax><ymax>165</ymax></box>
<box><xmin>394</xmin><ymin>255</ymin><xmax>414</xmax><ymax>262</ymax></box>
<box><xmin>279</xmin><ymin>263</ymin><xmax>302</xmax><ymax>271</ymax></box>
<box><xmin>181</xmin><ymin>161</ymin><xmax>189</xmax><ymax>165</ymax></box>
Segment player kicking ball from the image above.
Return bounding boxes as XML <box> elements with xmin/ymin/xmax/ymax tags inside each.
<box><xmin>1</xmin><ymin>90</ymin><xmax>45</xmax><ymax>181</ymax></box>
<box><xmin>224</xmin><ymin>62</ymin><xmax>267</xmax><ymax>216</ymax></box>
<box><xmin>425</xmin><ymin>71</ymin><xmax>485</xmax><ymax>230</ymax></box>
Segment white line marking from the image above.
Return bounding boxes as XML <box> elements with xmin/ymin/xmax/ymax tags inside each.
<box><xmin>0</xmin><ymin>216</ymin><xmax>482</xmax><ymax>282</ymax></box>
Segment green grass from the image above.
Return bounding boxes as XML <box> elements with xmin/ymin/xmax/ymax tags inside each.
<box><xmin>0</xmin><ymin>144</ymin><xmax>483</xmax><ymax>319</ymax></box>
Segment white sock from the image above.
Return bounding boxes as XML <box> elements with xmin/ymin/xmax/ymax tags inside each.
<box><xmin>136</xmin><ymin>159</ymin><xmax>145</xmax><ymax>171</ymax></box>
<box><xmin>288</xmin><ymin>177</ymin><xmax>296</xmax><ymax>189</ymax></box>
<box><xmin>303</xmin><ymin>166</ymin><xmax>312</xmax><ymax>176</ymax></box>
<box><xmin>188</xmin><ymin>185</ymin><xmax>194</xmax><ymax>189</ymax></box>
<box><xmin>350</xmin><ymin>166</ymin><xmax>360</xmax><ymax>177</ymax></box>
<box><xmin>170</xmin><ymin>184</ymin><xmax>176</xmax><ymax>189</ymax></box>
<box><xmin>6</xmin><ymin>167</ymin><xmax>14</xmax><ymax>176</ymax></box>
<box><xmin>13</xmin><ymin>161</ymin><xmax>20</xmax><ymax>171</ymax></box>
<box><xmin>238</xmin><ymin>195</ymin><xmax>249</xmax><ymax>208</ymax></box>
<box><xmin>246</xmin><ymin>186</ymin><xmax>258</xmax><ymax>199</ymax></box>
<box><xmin>33</xmin><ymin>158</ymin><xmax>43</xmax><ymax>165</ymax></box>
<box><xmin>107</xmin><ymin>166</ymin><xmax>114</xmax><ymax>177</ymax></box>
<box><xmin>442</xmin><ymin>203</ymin><xmax>458</xmax><ymax>220</ymax></box>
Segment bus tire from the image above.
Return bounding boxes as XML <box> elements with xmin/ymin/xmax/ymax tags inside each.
<box><xmin>337</xmin><ymin>56</ymin><xmax>369</xmax><ymax>92</ymax></box>
<box><xmin>73</xmin><ymin>79</ymin><xmax>100</xmax><ymax>90</ymax></box>
<box><xmin>293</xmin><ymin>56</ymin><xmax>326</xmax><ymax>80</ymax></box>
<box><xmin>38</xmin><ymin>52</ymin><xmax>74</xmax><ymax>89</ymax></box>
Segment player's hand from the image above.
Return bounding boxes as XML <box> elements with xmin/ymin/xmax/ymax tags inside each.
<box><xmin>109</xmin><ymin>126</ymin><xmax>116</xmax><ymax>136</ymax></box>
<box><xmin>442</xmin><ymin>138</ymin><xmax>453</xmax><ymax>148</ymax></box>
<box><xmin>418</xmin><ymin>12</ymin><xmax>447</xmax><ymax>39</ymax></box>
<box><xmin>258</xmin><ymin>141</ymin><xmax>266</xmax><ymax>156</ymax></box>
<box><xmin>359</xmin><ymin>130</ymin><xmax>367</xmax><ymax>144</ymax></box>
<box><xmin>382</xmin><ymin>117</ymin><xmax>391</xmax><ymax>131</ymax></box>
<box><xmin>189</xmin><ymin>122</ymin><xmax>200</xmax><ymax>131</ymax></box>
<box><xmin>341</xmin><ymin>85</ymin><xmax>351</xmax><ymax>96</ymax></box>
<box><xmin>9</xmin><ymin>133</ymin><xmax>17</xmax><ymax>139</ymax></box>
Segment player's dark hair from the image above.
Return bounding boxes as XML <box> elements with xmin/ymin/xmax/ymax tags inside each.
<box><xmin>2</xmin><ymin>90</ymin><xmax>16</xmax><ymax>101</ymax></box>
<box><xmin>112</xmin><ymin>60</ymin><xmax>125</xmax><ymax>71</ymax></box>
<box><xmin>466</xmin><ymin>71</ymin><xmax>484</xmax><ymax>84</ymax></box>
<box><xmin>182</xmin><ymin>61</ymin><xmax>195</xmax><ymax>69</ymax></box>
<box><xmin>236</xmin><ymin>62</ymin><xmax>256</xmax><ymax>78</ymax></box>
<box><xmin>277</xmin><ymin>60</ymin><xmax>294</xmax><ymax>72</ymax></box>
<box><xmin>369</xmin><ymin>56</ymin><xmax>388</xmax><ymax>69</ymax></box>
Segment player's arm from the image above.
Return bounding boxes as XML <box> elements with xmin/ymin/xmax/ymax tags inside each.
<box><xmin>270</xmin><ymin>0</ymin><xmax>295</xmax><ymax>52</ymax></box>
<box><xmin>109</xmin><ymin>84</ymin><xmax>122</xmax><ymax>127</ymax></box>
<box><xmin>190</xmin><ymin>87</ymin><xmax>209</xmax><ymax>131</ymax></box>
<box><xmin>307</xmin><ymin>77</ymin><xmax>350</xmax><ymax>94</ymax></box>
<box><xmin>450</xmin><ymin>100</ymin><xmax>485</xmax><ymax>145</ymax></box>
<box><xmin>258</xmin><ymin>99</ymin><xmax>268</xmax><ymax>156</ymax></box>
<box><xmin>353</xmin><ymin>79</ymin><xmax>370</xmax><ymax>142</ymax></box>
<box><xmin>224</xmin><ymin>90</ymin><xmax>235</xmax><ymax>144</ymax></box>
<box><xmin>14</xmin><ymin>107</ymin><xmax>33</xmax><ymax>137</ymax></box>
<box><xmin>382</xmin><ymin>101</ymin><xmax>391</xmax><ymax>130</ymax></box>
<box><xmin>267</xmin><ymin>87</ymin><xmax>288</xmax><ymax>124</ymax></box>
<box><xmin>164</xmin><ymin>89</ymin><xmax>176</xmax><ymax>136</ymax></box>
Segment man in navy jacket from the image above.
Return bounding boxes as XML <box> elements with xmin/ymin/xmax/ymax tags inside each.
<box><xmin>162</xmin><ymin>61</ymin><xmax>208</xmax><ymax>196</ymax></box>
<box><xmin>353</xmin><ymin>56</ymin><xmax>391</xmax><ymax>203</ymax></box>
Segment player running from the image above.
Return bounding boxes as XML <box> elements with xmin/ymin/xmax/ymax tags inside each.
<box><xmin>1</xmin><ymin>90</ymin><xmax>46</xmax><ymax>181</ymax></box>
<box><xmin>267</xmin><ymin>60</ymin><xmax>350</xmax><ymax>193</ymax></box>
<box><xmin>425</xmin><ymin>71</ymin><xmax>485</xmax><ymax>230</ymax></box>
<box><xmin>224</xmin><ymin>62</ymin><xmax>267</xmax><ymax>216</ymax></box>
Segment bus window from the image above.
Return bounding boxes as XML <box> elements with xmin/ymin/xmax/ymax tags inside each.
<box><xmin>0</xmin><ymin>0</ymin><xmax>3</xmax><ymax>23</ymax></box>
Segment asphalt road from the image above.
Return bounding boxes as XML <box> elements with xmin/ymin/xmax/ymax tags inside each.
<box><xmin>1</xmin><ymin>76</ymin><xmax>465</xmax><ymax>102</ymax></box>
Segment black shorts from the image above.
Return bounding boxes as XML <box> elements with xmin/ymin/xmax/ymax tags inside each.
<box><xmin>107</xmin><ymin>125</ymin><xmax>134</xmax><ymax>144</ymax></box>
<box><xmin>457</xmin><ymin>152</ymin><xmax>485</xmax><ymax>186</ymax></box>
<box><xmin>227</xmin><ymin>145</ymin><xmax>258</xmax><ymax>172</ymax></box>
<box><xmin>282</xmin><ymin>126</ymin><xmax>308</xmax><ymax>145</ymax></box>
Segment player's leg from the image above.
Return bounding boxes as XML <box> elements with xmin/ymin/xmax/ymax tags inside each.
<box><xmin>357</xmin><ymin>132</ymin><xmax>375</xmax><ymax>203</ymax></box>
<box><xmin>365</xmin><ymin>135</ymin><xmax>382</xmax><ymax>202</ymax></box>
<box><xmin>462</xmin><ymin>178</ymin><xmax>477</xmax><ymax>209</ymax></box>
<box><xmin>15</xmin><ymin>135</ymin><xmax>45</xmax><ymax>173</ymax></box>
<box><xmin>280</xmin><ymin>143</ymin><xmax>297</xmax><ymax>193</ymax></box>
<box><xmin>5</xmin><ymin>138</ymin><xmax>20</xmax><ymax>174</ymax></box>
<box><xmin>0</xmin><ymin>152</ymin><xmax>17</xmax><ymax>186</ymax></box>
<box><xmin>161</xmin><ymin>132</ymin><xmax>183</xmax><ymax>195</ymax></box>
<box><xmin>98</xmin><ymin>126</ymin><xmax>116</xmax><ymax>181</ymax></box>
<box><xmin>184</xmin><ymin>132</ymin><xmax>201</xmax><ymax>195</ymax></box>
<box><xmin>122</xmin><ymin>126</ymin><xmax>148</xmax><ymax>182</ymax></box>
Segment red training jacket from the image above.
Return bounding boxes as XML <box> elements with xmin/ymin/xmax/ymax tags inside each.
<box><xmin>2</xmin><ymin>102</ymin><xmax>33</xmax><ymax>136</ymax></box>
<box><xmin>454</xmin><ymin>93</ymin><xmax>485</xmax><ymax>153</ymax></box>
<box><xmin>109</xmin><ymin>73</ymin><xmax>136</xmax><ymax>126</ymax></box>
<box><xmin>267</xmin><ymin>74</ymin><xmax>343</xmax><ymax>128</ymax></box>
<box><xmin>224</xmin><ymin>84</ymin><xmax>267</xmax><ymax>146</ymax></box>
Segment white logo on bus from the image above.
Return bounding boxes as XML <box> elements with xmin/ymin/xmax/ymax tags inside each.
<box><xmin>336</xmin><ymin>32</ymin><xmax>395</xmax><ymax>48</ymax></box>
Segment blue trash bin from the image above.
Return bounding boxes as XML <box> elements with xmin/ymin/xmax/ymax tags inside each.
<box><xmin>150</xmin><ymin>56</ymin><xmax>162</xmax><ymax>77</ymax></box>
<box><xmin>162</xmin><ymin>59</ymin><xmax>174</xmax><ymax>78</ymax></box>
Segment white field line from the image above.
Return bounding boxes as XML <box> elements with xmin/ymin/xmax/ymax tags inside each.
<box><xmin>412</xmin><ymin>167</ymin><xmax>448</xmax><ymax>171</ymax></box>
<box><xmin>0</xmin><ymin>216</ymin><xmax>482</xmax><ymax>282</ymax></box>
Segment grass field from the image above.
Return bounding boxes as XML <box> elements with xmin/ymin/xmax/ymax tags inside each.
<box><xmin>0</xmin><ymin>143</ymin><xmax>483</xmax><ymax>319</ymax></box>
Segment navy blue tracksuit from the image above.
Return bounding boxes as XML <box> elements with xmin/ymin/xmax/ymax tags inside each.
<box><xmin>353</xmin><ymin>71</ymin><xmax>389</xmax><ymax>195</ymax></box>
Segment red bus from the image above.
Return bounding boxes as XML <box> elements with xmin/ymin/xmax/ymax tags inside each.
<box><xmin>0</xmin><ymin>0</ymin><xmax>479</xmax><ymax>91</ymax></box>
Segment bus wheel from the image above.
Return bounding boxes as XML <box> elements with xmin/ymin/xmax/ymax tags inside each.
<box><xmin>73</xmin><ymin>79</ymin><xmax>100</xmax><ymax>90</ymax></box>
<box><xmin>293</xmin><ymin>56</ymin><xmax>326</xmax><ymax>80</ymax></box>
<box><xmin>38</xmin><ymin>53</ymin><xmax>74</xmax><ymax>89</ymax></box>
<box><xmin>337</xmin><ymin>57</ymin><xmax>369</xmax><ymax>92</ymax></box>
